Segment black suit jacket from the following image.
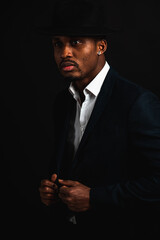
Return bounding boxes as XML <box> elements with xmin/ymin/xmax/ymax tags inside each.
<box><xmin>49</xmin><ymin>67</ymin><xmax>160</xmax><ymax>234</ymax></box>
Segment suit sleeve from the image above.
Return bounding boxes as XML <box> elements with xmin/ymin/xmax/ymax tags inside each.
<box><xmin>90</xmin><ymin>91</ymin><xmax>160</xmax><ymax>210</ymax></box>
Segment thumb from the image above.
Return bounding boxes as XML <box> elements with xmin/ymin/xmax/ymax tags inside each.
<box><xmin>58</xmin><ymin>179</ymin><xmax>79</xmax><ymax>187</ymax></box>
<box><xmin>51</xmin><ymin>173</ymin><xmax>57</xmax><ymax>183</ymax></box>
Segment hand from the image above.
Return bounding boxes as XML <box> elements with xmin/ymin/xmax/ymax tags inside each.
<box><xmin>58</xmin><ymin>179</ymin><xmax>91</xmax><ymax>212</ymax></box>
<box><xmin>39</xmin><ymin>174</ymin><xmax>58</xmax><ymax>206</ymax></box>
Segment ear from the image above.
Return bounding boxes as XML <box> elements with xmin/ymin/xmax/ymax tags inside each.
<box><xmin>97</xmin><ymin>39</ymin><xmax>107</xmax><ymax>55</ymax></box>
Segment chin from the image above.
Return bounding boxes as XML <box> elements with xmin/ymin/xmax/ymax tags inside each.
<box><xmin>63</xmin><ymin>73</ymin><xmax>83</xmax><ymax>83</ymax></box>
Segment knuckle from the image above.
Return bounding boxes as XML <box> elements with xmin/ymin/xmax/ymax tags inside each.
<box><xmin>44</xmin><ymin>186</ymin><xmax>53</xmax><ymax>193</ymax></box>
<box><xmin>68</xmin><ymin>197</ymin><xmax>73</xmax><ymax>203</ymax></box>
<box><xmin>44</xmin><ymin>187</ymin><xmax>49</xmax><ymax>191</ymax></box>
<box><xmin>46</xmin><ymin>193</ymin><xmax>53</xmax><ymax>198</ymax></box>
<box><xmin>68</xmin><ymin>188</ymin><xmax>75</xmax><ymax>195</ymax></box>
<box><xmin>67</xmin><ymin>189</ymin><xmax>72</xmax><ymax>196</ymax></box>
<box><xmin>65</xmin><ymin>197</ymin><xmax>72</xmax><ymax>204</ymax></box>
<box><xmin>69</xmin><ymin>189</ymin><xmax>74</xmax><ymax>195</ymax></box>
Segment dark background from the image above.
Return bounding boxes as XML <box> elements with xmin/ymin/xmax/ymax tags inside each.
<box><xmin>1</xmin><ymin>0</ymin><xmax>160</xmax><ymax>230</ymax></box>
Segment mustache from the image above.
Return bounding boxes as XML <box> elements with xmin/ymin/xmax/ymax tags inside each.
<box><xmin>59</xmin><ymin>59</ymin><xmax>79</xmax><ymax>69</ymax></box>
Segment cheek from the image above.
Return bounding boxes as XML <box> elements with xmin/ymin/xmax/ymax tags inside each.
<box><xmin>80</xmin><ymin>51</ymin><xmax>97</xmax><ymax>70</ymax></box>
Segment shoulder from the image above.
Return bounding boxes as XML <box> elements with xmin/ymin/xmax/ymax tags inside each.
<box><xmin>108</xmin><ymin>67</ymin><xmax>160</xmax><ymax>106</ymax></box>
<box><xmin>110</xmin><ymin>67</ymin><xmax>146</xmax><ymax>95</ymax></box>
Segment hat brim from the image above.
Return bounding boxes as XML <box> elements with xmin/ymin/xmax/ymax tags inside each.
<box><xmin>35</xmin><ymin>25</ymin><xmax>118</xmax><ymax>37</ymax></box>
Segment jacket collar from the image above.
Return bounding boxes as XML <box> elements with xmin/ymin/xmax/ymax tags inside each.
<box><xmin>69</xmin><ymin>61</ymin><xmax>110</xmax><ymax>99</ymax></box>
<box><xmin>71</xmin><ymin>67</ymin><xmax>117</xmax><ymax>170</ymax></box>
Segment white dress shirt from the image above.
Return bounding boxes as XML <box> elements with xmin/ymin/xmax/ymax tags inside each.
<box><xmin>69</xmin><ymin>61</ymin><xmax>110</xmax><ymax>156</ymax></box>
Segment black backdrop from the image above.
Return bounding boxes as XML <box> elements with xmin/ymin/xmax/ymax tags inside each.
<box><xmin>2</xmin><ymin>0</ymin><xmax>160</xmax><ymax>230</ymax></box>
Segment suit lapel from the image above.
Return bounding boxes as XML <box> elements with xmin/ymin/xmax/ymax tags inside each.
<box><xmin>71</xmin><ymin>67</ymin><xmax>116</xmax><ymax>170</ymax></box>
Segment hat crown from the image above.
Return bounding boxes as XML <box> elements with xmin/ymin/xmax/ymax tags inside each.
<box><xmin>36</xmin><ymin>0</ymin><xmax>118</xmax><ymax>36</ymax></box>
<box><xmin>53</xmin><ymin>0</ymin><xmax>105</xmax><ymax>28</ymax></box>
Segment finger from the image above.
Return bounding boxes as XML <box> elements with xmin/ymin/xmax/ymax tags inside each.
<box><xmin>40</xmin><ymin>192</ymin><xmax>55</xmax><ymax>200</ymax></box>
<box><xmin>42</xmin><ymin>199</ymin><xmax>55</xmax><ymax>206</ymax></box>
<box><xmin>40</xmin><ymin>180</ymin><xmax>58</xmax><ymax>193</ymax></box>
<box><xmin>59</xmin><ymin>185</ymin><xmax>69</xmax><ymax>195</ymax></box>
<box><xmin>39</xmin><ymin>186</ymin><xmax>55</xmax><ymax>194</ymax></box>
<box><xmin>58</xmin><ymin>179</ymin><xmax>79</xmax><ymax>187</ymax></box>
<box><xmin>51</xmin><ymin>174</ymin><xmax>57</xmax><ymax>183</ymax></box>
<box><xmin>58</xmin><ymin>191</ymin><xmax>72</xmax><ymax>205</ymax></box>
<box><xmin>41</xmin><ymin>179</ymin><xmax>55</xmax><ymax>188</ymax></box>
<box><xmin>40</xmin><ymin>189</ymin><xmax>59</xmax><ymax>201</ymax></box>
<box><xmin>59</xmin><ymin>195</ymin><xmax>72</xmax><ymax>205</ymax></box>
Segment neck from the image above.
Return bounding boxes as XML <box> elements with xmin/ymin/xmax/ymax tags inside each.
<box><xmin>73</xmin><ymin>57</ymin><xmax>106</xmax><ymax>101</ymax></box>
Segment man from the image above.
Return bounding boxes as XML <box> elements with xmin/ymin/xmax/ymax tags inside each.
<box><xmin>39</xmin><ymin>0</ymin><xmax>160</xmax><ymax>236</ymax></box>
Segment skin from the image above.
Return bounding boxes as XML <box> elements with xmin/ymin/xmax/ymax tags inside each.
<box><xmin>52</xmin><ymin>36</ymin><xmax>107</xmax><ymax>101</ymax></box>
<box><xmin>39</xmin><ymin>174</ymin><xmax>58</xmax><ymax>206</ymax></box>
<box><xmin>39</xmin><ymin>35</ymin><xmax>107</xmax><ymax>212</ymax></box>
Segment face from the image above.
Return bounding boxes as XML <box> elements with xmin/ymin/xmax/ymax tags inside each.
<box><xmin>52</xmin><ymin>36</ymin><xmax>106</xmax><ymax>84</ymax></box>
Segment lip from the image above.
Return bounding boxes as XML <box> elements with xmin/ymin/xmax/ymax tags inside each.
<box><xmin>62</xmin><ymin>65</ymin><xmax>75</xmax><ymax>71</ymax></box>
<box><xmin>60</xmin><ymin>61</ymin><xmax>78</xmax><ymax>72</ymax></box>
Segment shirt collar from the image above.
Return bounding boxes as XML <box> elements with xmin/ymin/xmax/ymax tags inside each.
<box><xmin>69</xmin><ymin>61</ymin><xmax>110</xmax><ymax>99</ymax></box>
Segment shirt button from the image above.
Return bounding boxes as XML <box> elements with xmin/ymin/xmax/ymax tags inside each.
<box><xmin>81</xmin><ymin>126</ymin><xmax>84</xmax><ymax>132</ymax></box>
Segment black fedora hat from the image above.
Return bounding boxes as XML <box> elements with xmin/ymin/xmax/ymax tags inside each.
<box><xmin>36</xmin><ymin>0</ymin><xmax>118</xmax><ymax>37</ymax></box>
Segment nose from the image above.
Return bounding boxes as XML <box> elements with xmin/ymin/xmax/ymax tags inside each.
<box><xmin>61</xmin><ymin>45</ymin><xmax>73</xmax><ymax>59</ymax></box>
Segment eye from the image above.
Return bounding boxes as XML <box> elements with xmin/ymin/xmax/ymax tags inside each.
<box><xmin>71</xmin><ymin>40</ymin><xmax>82</xmax><ymax>46</ymax></box>
<box><xmin>53</xmin><ymin>41</ymin><xmax>63</xmax><ymax>48</ymax></box>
